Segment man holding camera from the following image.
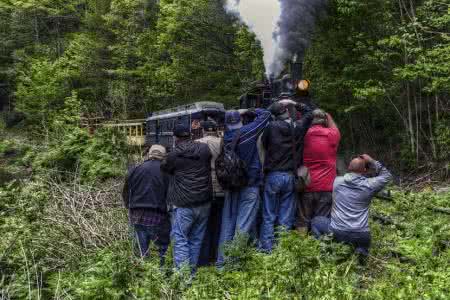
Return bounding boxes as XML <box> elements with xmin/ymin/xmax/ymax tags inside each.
<box><xmin>311</xmin><ymin>154</ymin><xmax>392</xmax><ymax>258</ymax></box>
<box><xmin>297</xmin><ymin>110</ymin><xmax>340</xmax><ymax>233</ymax></box>
<box><xmin>259</xmin><ymin>101</ymin><xmax>313</xmax><ymax>252</ymax></box>
<box><xmin>217</xmin><ymin>107</ymin><xmax>271</xmax><ymax>267</ymax></box>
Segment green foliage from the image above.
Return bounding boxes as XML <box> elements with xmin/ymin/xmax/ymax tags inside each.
<box><xmin>29</xmin><ymin>127</ymin><xmax>127</xmax><ymax>182</ymax></box>
<box><xmin>15</xmin><ymin>56</ymin><xmax>65</xmax><ymax>125</ymax></box>
<box><xmin>1</xmin><ymin>165</ymin><xmax>449</xmax><ymax>300</ymax></box>
<box><xmin>49</xmin><ymin>244</ymin><xmax>133</xmax><ymax>299</ymax></box>
<box><xmin>3</xmin><ymin>0</ymin><xmax>264</xmax><ymax>123</ymax></box>
<box><xmin>306</xmin><ymin>0</ymin><xmax>449</xmax><ymax>168</ymax></box>
<box><xmin>435</xmin><ymin>119</ymin><xmax>450</xmax><ymax>161</ymax></box>
<box><xmin>79</xmin><ymin>127</ymin><xmax>128</xmax><ymax>181</ymax></box>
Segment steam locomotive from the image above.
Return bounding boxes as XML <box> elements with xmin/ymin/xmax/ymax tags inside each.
<box><xmin>239</xmin><ymin>58</ymin><xmax>311</xmax><ymax>110</ymax></box>
<box><xmin>145</xmin><ymin>57</ymin><xmax>310</xmax><ymax>150</ymax></box>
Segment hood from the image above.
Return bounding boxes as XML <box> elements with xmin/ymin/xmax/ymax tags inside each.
<box><xmin>175</xmin><ymin>140</ymin><xmax>202</xmax><ymax>159</ymax></box>
<box><xmin>343</xmin><ymin>172</ymin><xmax>366</xmax><ymax>184</ymax></box>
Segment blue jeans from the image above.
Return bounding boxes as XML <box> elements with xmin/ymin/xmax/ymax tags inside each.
<box><xmin>259</xmin><ymin>172</ymin><xmax>296</xmax><ymax>252</ymax></box>
<box><xmin>217</xmin><ymin>186</ymin><xmax>260</xmax><ymax>266</ymax></box>
<box><xmin>134</xmin><ymin>222</ymin><xmax>170</xmax><ymax>265</ymax></box>
<box><xmin>311</xmin><ymin>216</ymin><xmax>371</xmax><ymax>256</ymax></box>
<box><xmin>172</xmin><ymin>202</ymin><xmax>211</xmax><ymax>270</ymax></box>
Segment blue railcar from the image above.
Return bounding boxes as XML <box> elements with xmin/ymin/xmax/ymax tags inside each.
<box><xmin>145</xmin><ymin>101</ymin><xmax>225</xmax><ymax>150</ymax></box>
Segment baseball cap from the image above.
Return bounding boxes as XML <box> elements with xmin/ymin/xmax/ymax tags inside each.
<box><xmin>225</xmin><ymin>110</ymin><xmax>242</xmax><ymax>130</ymax></box>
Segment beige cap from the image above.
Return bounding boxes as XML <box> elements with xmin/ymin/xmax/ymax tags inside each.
<box><xmin>148</xmin><ymin>144</ymin><xmax>166</xmax><ymax>160</ymax></box>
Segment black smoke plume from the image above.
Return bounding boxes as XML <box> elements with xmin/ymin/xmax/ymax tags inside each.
<box><xmin>270</xmin><ymin>0</ymin><xmax>328</xmax><ymax>77</ymax></box>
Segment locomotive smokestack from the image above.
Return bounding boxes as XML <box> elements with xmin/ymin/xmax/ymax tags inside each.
<box><xmin>290</xmin><ymin>54</ymin><xmax>303</xmax><ymax>83</ymax></box>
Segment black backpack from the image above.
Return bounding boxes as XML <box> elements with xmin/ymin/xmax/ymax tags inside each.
<box><xmin>215</xmin><ymin>130</ymin><xmax>248</xmax><ymax>190</ymax></box>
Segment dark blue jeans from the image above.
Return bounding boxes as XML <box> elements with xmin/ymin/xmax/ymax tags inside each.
<box><xmin>259</xmin><ymin>172</ymin><xmax>296</xmax><ymax>252</ymax></box>
<box><xmin>311</xmin><ymin>216</ymin><xmax>371</xmax><ymax>256</ymax></box>
<box><xmin>217</xmin><ymin>186</ymin><xmax>260</xmax><ymax>266</ymax></box>
<box><xmin>172</xmin><ymin>202</ymin><xmax>211</xmax><ymax>270</ymax></box>
<box><xmin>134</xmin><ymin>222</ymin><xmax>170</xmax><ymax>264</ymax></box>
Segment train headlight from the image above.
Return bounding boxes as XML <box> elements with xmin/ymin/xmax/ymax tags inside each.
<box><xmin>297</xmin><ymin>80</ymin><xmax>310</xmax><ymax>91</ymax></box>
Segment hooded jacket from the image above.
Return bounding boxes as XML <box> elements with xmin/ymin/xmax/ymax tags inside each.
<box><xmin>161</xmin><ymin>140</ymin><xmax>212</xmax><ymax>207</ymax></box>
<box><xmin>262</xmin><ymin>104</ymin><xmax>313</xmax><ymax>173</ymax></box>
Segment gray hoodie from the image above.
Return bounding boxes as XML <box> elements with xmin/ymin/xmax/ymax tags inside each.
<box><xmin>330</xmin><ymin>161</ymin><xmax>392</xmax><ymax>232</ymax></box>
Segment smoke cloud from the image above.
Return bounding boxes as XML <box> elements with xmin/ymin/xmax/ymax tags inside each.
<box><xmin>225</xmin><ymin>0</ymin><xmax>328</xmax><ymax>77</ymax></box>
<box><xmin>224</xmin><ymin>0</ymin><xmax>281</xmax><ymax>77</ymax></box>
<box><xmin>271</xmin><ymin>0</ymin><xmax>328</xmax><ymax>76</ymax></box>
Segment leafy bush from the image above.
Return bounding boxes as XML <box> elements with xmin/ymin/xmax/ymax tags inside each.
<box><xmin>78</xmin><ymin>128</ymin><xmax>128</xmax><ymax>182</ymax></box>
<box><xmin>30</xmin><ymin>127</ymin><xmax>127</xmax><ymax>182</ymax></box>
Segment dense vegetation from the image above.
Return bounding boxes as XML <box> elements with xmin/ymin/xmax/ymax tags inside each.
<box><xmin>0</xmin><ymin>0</ymin><xmax>449</xmax><ymax>299</ymax></box>
<box><xmin>306</xmin><ymin>0</ymin><xmax>449</xmax><ymax>171</ymax></box>
<box><xmin>1</xmin><ymin>0</ymin><xmax>449</xmax><ymax>169</ymax></box>
<box><xmin>1</xmin><ymin>130</ymin><xmax>449</xmax><ymax>298</ymax></box>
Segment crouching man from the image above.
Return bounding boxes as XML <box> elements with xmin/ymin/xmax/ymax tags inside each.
<box><xmin>311</xmin><ymin>154</ymin><xmax>392</xmax><ymax>258</ymax></box>
<box><xmin>161</xmin><ymin>123</ymin><xmax>212</xmax><ymax>272</ymax></box>
<box><xmin>122</xmin><ymin>145</ymin><xmax>170</xmax><ymax>263</ymax></box>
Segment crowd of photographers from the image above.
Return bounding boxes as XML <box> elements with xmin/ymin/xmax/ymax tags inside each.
<box><xmin>123</xmin><ymin>100</ymin><xmax>392</xmax><ymax>272</ymax></box>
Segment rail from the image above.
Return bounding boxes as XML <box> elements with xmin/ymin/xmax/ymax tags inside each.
<box><xmin>81</xmin><ymin>118</ymin><xmax>147</xmax><ymax>146</ymax></box>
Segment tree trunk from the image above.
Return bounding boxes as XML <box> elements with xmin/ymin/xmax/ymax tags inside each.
<box><xmin>406</xmin><ymin>83</ymin><xmax>415</xmax><ymax>154</ymax></box>
<box><xmin>427</xmin><ymin>96</ymin><xmax>437</xmax><ymax>159</ymax></box>
<box><xmin>435</xmin><ymin>95</ymin><xmax>439</xmax><ymax>122</ymax></box>
<box><xmin>34</xmin><ymin>14</ymin><xmax>40</xmax><ymax>43</ymax></box>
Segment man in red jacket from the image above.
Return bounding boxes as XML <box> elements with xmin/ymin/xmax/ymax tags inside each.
<box><xmin>297</xmin><ymin>110</ymin><xmax>341</xmax><ymax>232</ymax></box>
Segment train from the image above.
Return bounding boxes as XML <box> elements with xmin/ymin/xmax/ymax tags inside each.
<box><xmin>144</xmin><ymin>58</ymin><xmax>310</xmax><ymax>150</ymax></box>
<box><xmin>145</xmin><ymin>102</ymin><xmax>226</xmax><ymax>148</ymax></box>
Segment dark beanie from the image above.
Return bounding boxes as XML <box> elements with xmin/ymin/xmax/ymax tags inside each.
<box><xmin>173</xmin><ymin>123</ymin><xmax>190</xmax><ymax>137</ymax></box>
<box><xmin>201</xmin><ymin>120</ymin><xmax>218</xmax><ymax>132</ymax></box>
<box><xmin>269</xmin><ymin>102</ymin><xmax>289</xmax><ymax>120</ymax></box>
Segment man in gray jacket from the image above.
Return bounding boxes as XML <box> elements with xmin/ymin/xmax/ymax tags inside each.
<box><xmin>197</xmin><ymin>119</ymin><xmax>224</xmax><ymax>265</ymax></box>
<box><xmin>311</xmin><ymin>154</ymin><xmax>392</xmax><ymax>257</ymax></box>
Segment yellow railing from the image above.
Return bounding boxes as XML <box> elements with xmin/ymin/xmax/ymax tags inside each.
<box><xmin>81</xmin><ymin>118</ymin><xmax>147</xmax><ymax>146</ymax></box>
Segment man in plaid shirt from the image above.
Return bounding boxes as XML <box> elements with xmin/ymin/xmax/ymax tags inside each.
<box><xmin>123</xmin><ymin>145</ymin><xmax>170</xmax><ymax>263</ymax></box>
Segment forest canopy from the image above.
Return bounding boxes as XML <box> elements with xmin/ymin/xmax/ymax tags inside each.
<box><xmin>0</xmin><ymin>0</ymin><xmax>449</xmax><ymax>168</ymax></box>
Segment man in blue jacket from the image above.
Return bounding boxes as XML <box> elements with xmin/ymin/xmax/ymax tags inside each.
<box><xmin>123</xmin><ymin>145</ymin><xmax>169</xmax><ymax>263</ymax></box>
<box><xmin>217</xmin><ymin>108</ymin><xmax>271</xmax><ymax>267</ymax></box>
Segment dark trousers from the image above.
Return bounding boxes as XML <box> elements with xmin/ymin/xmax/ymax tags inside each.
<box><xmin>311</xmin><ymin>216</ymin><xmax>371</xmax><ymax>256</ymax></box>
<box><xmin>134</xmin><ymin>221</ymin><xmax>170</xmax><ymax>264</ymax></box>
<box><xmin>296</xmin><ymin>191</ymin><xmax>332</xmax><ymax>230</ymax></box>
<box><xmin>198</xmin><ymin>196</ymin><xmax>224</xmax><ymax>266</ymax></box>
